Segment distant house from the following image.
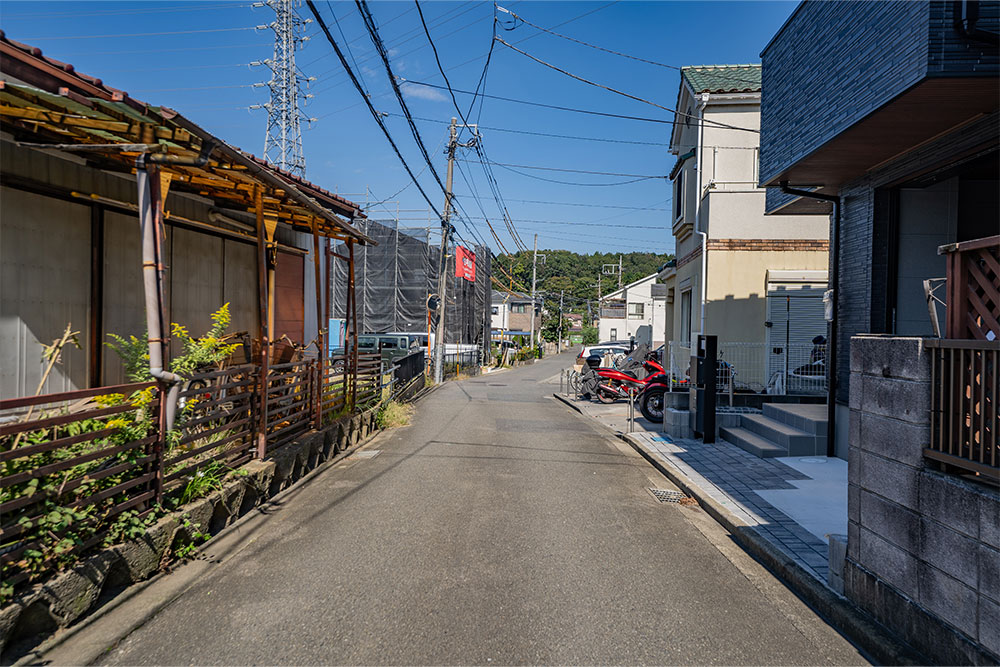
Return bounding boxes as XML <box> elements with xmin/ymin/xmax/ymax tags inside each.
<box><xmin>565</xmin><ymin>313</ymin><xmax>584</xmax><ymax>344</ymax></box>
<box><xmin>490</xmin><ymin>290</ymin><xmax>540</xmax><ymax>344</ymax></box>
<box><xmin>759</xmin><ymin>2</ymin><xmax>998</xmax><ymax>663</ymax></box>
<box><xmin>598</xmin><ymin>273</ymin><xmax>665</xmax><ymax>346</ymax></box>
<box><xmin>659</xmin><ymin>64</ymin><xmax>830</xmax><ymax>395</ymax></box>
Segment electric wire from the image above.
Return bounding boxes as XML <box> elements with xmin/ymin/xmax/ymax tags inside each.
<box><xmin>457</xmin><ymin>159</ymin><xmax>667</xmax><ymax>179</ymax></box>
<box><xmin>497</xmin><ymin>6</ymin><xmax>761</xmax><ymax>88</ymax></box>
<box><xmin>416</xmin><ymin>0</ymin><xmax>529</xmax><ymax>252</ymax></box>
<box><xmin>489</xmin><ymin>162</ymin><xmax>659</xmax><ymax>187</ymax></box>
<box><xmin>401</xmin><ymin>80</ymin><xmax>672</xmax><ymax>124</ymax></box>
<box><xmin>395</xmin><ymin>113</ymin><xmax>669</xmax><ymax>146</ymax></box>
<box><xmin>305</xmin><ymin>0</ymin><xmax>443</xmax><ymax>221</ymax></box>
<box><xmin>355</xmin><ymin>0</ymin><xmax>449</xmax><ymax>199</ymax></box>
<box><xmin>19</xmin><ymin>26</ymin><xmax>260</xmax><ymax>40</ymax></box>
<box><xmin>1</xmin><ymin>3</ymin><xmax>251</xmax><ymax>18</ymax></box>
<box><xmin>494</xmin><ymin>37</ymin><xmax>760</xmax><ymax>134</ymax></box>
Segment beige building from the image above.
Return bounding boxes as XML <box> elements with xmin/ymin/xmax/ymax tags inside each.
<box><xmin>659</xmin><ymin>65</ymin><xmax>830</xmax><ymax>384</ymax></box>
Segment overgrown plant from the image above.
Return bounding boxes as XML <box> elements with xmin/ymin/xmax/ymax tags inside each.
<box><xmin>376</xmin><ymin>401</ymin><xmax>413</xmax><ymax>429</ymax></box>
<box><xmin>105</xmin><ymin>304</ymin><xmax>239</xmax><ymax>382</ymax></box>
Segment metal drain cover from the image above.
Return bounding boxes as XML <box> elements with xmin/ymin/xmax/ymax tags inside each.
<box><xmin>648</xmin><ymin>488</ymin><xmax>688</xmax><ymax>503</ymax></box>
<box><xmin>351</xmin><ymin>450</ymin><xmax>381</xmax><ymax>459</ymax></box>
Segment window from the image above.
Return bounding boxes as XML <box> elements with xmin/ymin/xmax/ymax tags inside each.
<box><xmin>673</xmin><ymin>169</ymin><xmax>684</xmax><ymax>221</ymax></box>
<box><xmin>628</xmin><ymin>302</ymin><xmax>645</xmax><ymax>320</ymax></box>
<box><xmin>491</xmin><ymin>306</ymin><xmax>498</xmax><ymax>315</ymax></box>
<box><xmin>610</xmin><ymin>328</ymin><xmax>618</xmax><ymax>341</ymax></box>
<box><xmin>680</xmin><ymin>290</ymin><xmax>692</xmax><ymax>344</ymax></box>
<box><xmin>512</xmin><ymin>304</ymin><xmax>527</xmax><ymax>313</ymax></box>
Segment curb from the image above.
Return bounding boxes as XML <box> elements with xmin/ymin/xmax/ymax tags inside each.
<box><xmin>15</xmin><ymin>426</ymin><xmax>389</xmax><ymax>667</ymax></box>
<box><xmin>620</xmin><ymin>431</ymin><xmax>925</xmax><ymax>666</ymax></box>
<box><xmin>554</xmin><ymin>391</ymin><xmax>924</xmax><ymax>665</ymax></box>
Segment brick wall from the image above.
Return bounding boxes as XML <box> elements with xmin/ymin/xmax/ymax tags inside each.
<box><xmin>846</xmin><ymin>335</ymin><xmax>1000</xmax><ymax>664</ymax></box>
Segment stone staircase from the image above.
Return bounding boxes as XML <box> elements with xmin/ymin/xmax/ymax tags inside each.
<box><xmin>720</xmin><ymin>403</ymin><xmax>827</xmax><ymax>458</ymax></box>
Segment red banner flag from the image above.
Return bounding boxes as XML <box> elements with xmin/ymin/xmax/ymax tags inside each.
<box><xmin>455</xmin><ymin>245</ymin><xmax>476</xmax><ymax>282</ymax></box>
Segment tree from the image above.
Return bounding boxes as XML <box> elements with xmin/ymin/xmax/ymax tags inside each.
<box><xmin>582</xmin><ymin>325</ymin><xmax>599</xmax><ymax>345</ymax></box>
<box><xmin>540</xmin><ymin>313</ymin><xmax>571</xmax><ymax>342</ymax></box>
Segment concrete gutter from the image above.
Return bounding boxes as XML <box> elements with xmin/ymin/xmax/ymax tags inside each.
<box><xmin>552</xmin><ymin>392</ymin><xmax>926</xmax><ymax>666</ymax></box>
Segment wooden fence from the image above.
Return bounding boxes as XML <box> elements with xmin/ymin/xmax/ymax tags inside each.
<box><xmin>942</xmin><ymin>235</ymin><xmax>999</xmax><ymax>341</ymax></box>
<box><xmin>0</xmin><ymin>353</ymin><xmax>387</xmax><ymax>590</ymax></box>
<box><xmin>927</xmin><ymin>339</ymin><xmax>999</xmax><ymax>481</ymax></box>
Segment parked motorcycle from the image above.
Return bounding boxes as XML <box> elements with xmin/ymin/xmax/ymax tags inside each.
<box><xmin>588</xmin><ymin>345</ymin><xmax>665</xmax><ymax>404</ymax></box>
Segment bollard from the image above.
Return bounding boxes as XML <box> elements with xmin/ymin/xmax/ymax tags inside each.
<box><xmin>628</xmin><ymin>387</ymin><xmax>635</xmax><ymax>433</ymax></box>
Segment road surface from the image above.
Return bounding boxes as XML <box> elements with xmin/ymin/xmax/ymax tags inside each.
<box><xmin>100</xmin><ymin>350</ymin><xmax>866</xmax><ymax>665</ymax></box>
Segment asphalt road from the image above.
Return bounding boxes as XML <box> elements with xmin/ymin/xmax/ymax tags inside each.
<box><xmin>99</xmin><ymin>351</ymin><xmax>866</xmax><ymax>666</ymax></box>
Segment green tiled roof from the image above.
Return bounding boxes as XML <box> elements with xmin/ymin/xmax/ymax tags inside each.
<box><xmin>681</xmin><ymin>64</ymin><xmax>761</xmax><ymax>94</ymax></box>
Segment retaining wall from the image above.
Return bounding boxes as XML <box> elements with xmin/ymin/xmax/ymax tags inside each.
<box><xmin>0</xmin><ymin>409</ymin><xmax>381</xmax><ymax>661</ymax></box>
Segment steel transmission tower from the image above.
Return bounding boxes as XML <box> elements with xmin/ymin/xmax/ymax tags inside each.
<box><xmin>250</xmin><ymin>0</ymin><xmax>315</xmax><ymax>177</ymax></box>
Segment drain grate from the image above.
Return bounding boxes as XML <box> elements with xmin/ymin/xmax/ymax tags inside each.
<box><xmin>648</xmin><ymin>488</ymin><xmax>688</xmax><ymax>503</ymax></box>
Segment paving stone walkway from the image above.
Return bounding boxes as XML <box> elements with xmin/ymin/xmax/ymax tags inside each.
<box><xmin>628</xmin><ymin>431</ymin><xmax>833</xmax><ymax>582</ymax></box>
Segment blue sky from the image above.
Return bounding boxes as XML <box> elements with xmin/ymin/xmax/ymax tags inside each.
<box><xmin>1</xmin><ymin>0</ymin><xmax>798</xmax><ymax>255</ymax></box>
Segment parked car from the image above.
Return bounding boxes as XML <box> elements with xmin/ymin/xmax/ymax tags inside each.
<box><xmin>331</xmin><ymin>334</ymin><xmax>418</xmax><ymax>369</ymax></box>
<box><xmin>576</xmin><ymin>343</ymin><xmax>629</xmax><ymax>368</ymax></box>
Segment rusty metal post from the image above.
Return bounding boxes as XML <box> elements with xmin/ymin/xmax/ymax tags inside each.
<box><xmin>348</xmin><ymin>239</ymin><xmax>358</xmax><ymax>411</ymax></box>
<box><xmin>311</xmin><ymin>218</ymin><xmax>324</xmax><ymax>427</ymax></box>
<box><xmin>255</xmin><ymin>186</ymin><xmax>270</xmax><ymax>459</ymax></box>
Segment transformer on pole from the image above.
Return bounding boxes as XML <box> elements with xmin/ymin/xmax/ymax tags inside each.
<box><xmin>250</xmin><ymin>0</ymin><xmax>316</xmax><ymax>178</ymax></box>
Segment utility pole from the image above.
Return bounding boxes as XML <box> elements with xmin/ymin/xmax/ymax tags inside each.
<box><xmin>618</xmin><ymin>254</ymin><xmax>623</xmax><ymax>289</ymax></box>
<box><xmin>434</xmin><ymin>117</ymin><xmax>478</xmax><ymax>384</ymax></box>
<box><xmin>530</xmin><ymin>234</ymin><xmax>538</xmax><ymax>349</ymax></box>
<box><xmin>434</xmin><ymin>117</ymin><xmax>457</xmax><ymax>385</ymax></box>
<box><xmin>558</xmin><ymin>290</ymin><xmax>564</xmax><ymax>353</ymax></box>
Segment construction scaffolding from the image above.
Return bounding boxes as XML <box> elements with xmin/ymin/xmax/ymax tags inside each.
<box><xmin>331</xmin><ymin>217</ymin><xmax>492</xmax><ymax>347</ymax></box>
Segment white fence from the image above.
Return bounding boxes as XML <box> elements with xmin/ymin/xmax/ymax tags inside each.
<box><xmin>666</xmin><ymin>341</ymin><xmax>826</xmax><ymax>396</ymax></box>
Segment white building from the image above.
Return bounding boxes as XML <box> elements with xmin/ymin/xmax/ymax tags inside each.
<box><xmin>597</xmin><ymin>273</ymin><xmax>665</xmax><ymax>347</ymax></box>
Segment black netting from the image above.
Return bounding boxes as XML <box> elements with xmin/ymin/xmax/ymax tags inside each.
<box><xmin>331</xmin><ymin>220</ymin><xmax>490</xmax><ymax>346</ymax></box>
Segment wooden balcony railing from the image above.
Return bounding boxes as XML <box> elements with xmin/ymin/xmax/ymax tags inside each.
<box><xmin>940</xmin><ymin>235</ymin><xmax>1000</xmax><ymax>340</ymax></box>
<box><xmin>926</xmin><ymin>339</ymin><xmax>999</xmax><ymax>482</ymax></box>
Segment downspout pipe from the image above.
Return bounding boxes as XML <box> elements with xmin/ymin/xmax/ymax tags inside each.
<box><xmin>695</xmin><ymin>93</ymin><xmax>709</xmax><ymax>336</ymax></box>
<box><xmin>136</xmin><ymin>142</ymin><xmax>215</xmax><ymax>430</ymax></box>
<box><xmin>780</xmin><ymin>181</ymin><xmax>840</xmax><ymax>458</ymax></box>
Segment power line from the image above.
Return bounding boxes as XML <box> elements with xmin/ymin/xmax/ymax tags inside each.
<box><xmin>495</xmin><ymin>37</ymin><xmax>760</xmax><ymax>134</ymax></box>
<box><xmin>505</xmin><ymin>198</ymin><xmax>669</xmax><ymax>211</ymax></box>
<box><xmin>394</xmin><ymin>113</ymin><xmax>668</xmax><ymax>146</ymax></box>
<box><xmin>54</xmin><ymin>43</ymin><xmax>272</xmax><ymax>57</ymax></box>
<box><xmin>488</xmin><ymin>162</ymin><xmax>661</xmax><ymax>187</ymax></box>
<box><xmin>463</xmin><ymin>217</ymin><xmax>662</xmax><ymax>229</ymax></box>
<box><xmin>356</xmin><ymin>0</ymin><xmax>450</xmax><ymax>199</ymax></box>
<box><xmin>1</xmin><ymin>3</ymin><xmax>251</xmax><ymax>19</ymax></box>
<box><xmin>19</xmin><ymin>26</ymin><xmax>259</xmax><ymax>40</ymax></box>
<box><xmin>497</xmin><ymin>5</ymin><xmax>761</xmax><ymax>88</ymax></box>
<box><xmin>415</xmin><ymin>0</ymin><xmax>529</xmax><ymax>252</ymax></box>
<box><xmin>305</xmin><ymin>0</ymin><xmax>443</xmax><ymax>220</ymax></box>
<box><xmin>401</xmin><ymin>79</ymin><xmax>672</xmax><ymax>124</ymax></box>
<box><xmin>457</xmin><ymin>158</ymin><xmax>667</xmax><ymax>179</ymax></box>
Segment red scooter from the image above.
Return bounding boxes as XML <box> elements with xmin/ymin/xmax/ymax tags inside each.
<box><xmin>592</xmin><ymin>347</ymin><xmax>665</xmax><ymax>404</ymax></box>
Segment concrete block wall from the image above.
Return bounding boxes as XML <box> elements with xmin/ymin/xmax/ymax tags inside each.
<box><xmin>846</xmin><ymin>334</ymin><xmax>1000</xmax><ymax>664</ymax></box>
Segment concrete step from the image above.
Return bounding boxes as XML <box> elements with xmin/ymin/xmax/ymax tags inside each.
<box><xmin>741</xmin><ymin>414</ymin><xmax>816</xmax><ymax>455</ymax></box>
<box><xmin>763</xmin><ymin>403</ymin><xmax>828</xmax><ymax>435</ymax></box>
<box><xmin>720</xmin><ymin>426</ymin><xmax>788</xmax><ymax>458</ymax></box>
